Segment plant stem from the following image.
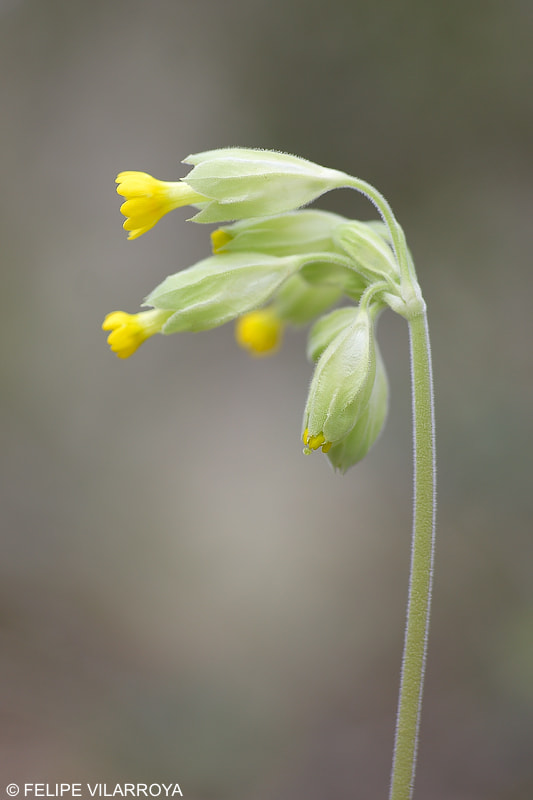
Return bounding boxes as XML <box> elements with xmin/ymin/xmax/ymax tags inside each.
<box><xmin>389</xmin><ymin>308</ymin><xmax>436</xmax><ymax>800</ymax></box>
<box><xmin>342</xmin><ymin>172</ymin><xmax>436</xmax><ymax>797</ymax></box>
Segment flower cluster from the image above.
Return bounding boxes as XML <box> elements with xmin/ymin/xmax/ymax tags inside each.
<box><xmin>103</xmin><ymin>148</ymin><xmax>405</xmax><ymax>471</ymax></box>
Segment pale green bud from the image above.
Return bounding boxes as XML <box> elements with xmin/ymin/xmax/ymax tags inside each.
<box><xmin>326</xmin><ymin>343</ymin><xmax>389</xmax><ymax>473</ymax></box>
<box><xmin>273</xmin><ymin>273</ymin><xmax>342</xmax><ymax>326</ymax></box>
<box><xmin>182</xmin><ymin>148</ymin><xmax>348</xmax><ymax>223</ymax></box>
<box><xmin>298</xmin><ymin>260</ymin><xmax>366</xmax><ymax>301</ymax></box>
<box><xmin>306</xmin><ymin>306</ymin><xmax>359</xmax><ymax>362</ymax></box>
<box><xmin>302</xmin><ymin>307</ymin><xmax>376</xmax><ymax>448</ymax></box>
<box><xmin>144</xmin><ymin>252</ymin><xmax>303</xmax><ymax>332</ymax></box>
<box><xmin>334</xmin><ymin>221</ymin><xmax>399</xmax><ymax>284</ymax></box>
<box><xmin>212</xmin><ymin>210</ymin><xmax>349</xmax><ymax>256</ymax></box>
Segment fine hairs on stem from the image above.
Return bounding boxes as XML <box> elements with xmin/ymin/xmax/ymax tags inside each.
<box><xmin>343</xmin><ymin>177</ymin><xmax>437</xmax><ymax>800</ymax></box>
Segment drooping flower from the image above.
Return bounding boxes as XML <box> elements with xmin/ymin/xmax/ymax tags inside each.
<box><xmin>116</xmin><ymin>171</ymin><xmax>207</xmax><ymax>239</ymax></box>
<box><xmin>105</xmin><ymin>148</ymin><xmax>403</xmax><ymax>472</ymax></box>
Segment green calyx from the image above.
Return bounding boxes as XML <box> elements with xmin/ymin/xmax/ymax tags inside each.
<box><xmin>211</xmin><ymin>209</ymin><xmax>349</xmax><ymax>256</ymax></box>
<box><xmin>145</xmin><ymin>252</ymin><xmax>303</xmax><ymax>332</ymax></box>
<box><xmin>326</xmin><ymin>342</ymin><xmax>389</xmax><ymax>472</ymax></box>
<box><xmin>183</xmin><ymin>148</ymin><xmax>349</xmax><ymax>222</ymax></box>
<box><xmin>334</xmin><ymin>220</ymin><xmax>400</xmax><ymax>285</ymax></box>
<box><xmin>303</xmin><ymin>307</ymin><xmax>377</xmax><ymax>447</ymax></box>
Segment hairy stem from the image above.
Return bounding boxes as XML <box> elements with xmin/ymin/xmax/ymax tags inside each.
<box><xmin>389</xmin><ymin>308</ymin><xmax>436</xmax><ymax>800</ymax></box>
<box><xmin>342</xmin><ymin>172</ymin><xmax>436</xmax><ymax>797</ymax></box>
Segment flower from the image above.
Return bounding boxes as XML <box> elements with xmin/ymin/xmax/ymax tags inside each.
<box><xmin>102</xmin><ymin>309</ymin><xmax>172</xmax><ymax>358</ymax></box>
<box><xmin>105</xmin><ymin>149</ymin><xmax>399</xmax><ymax>473</ymax></box>
<box><xmin>235</xmin><ymin>307</ymin><xmax>285</xmax><ymax>357</ymax></box>
<box><xmin>116</xmin><ymin>171</ymin><xmax>207</xmax><ymax>240</ymax></box>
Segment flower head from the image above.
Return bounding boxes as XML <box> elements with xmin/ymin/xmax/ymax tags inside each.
<box><xmin>235</xmin><ymin>307</ymin><xmax>285</xmax><ymax>357</ymax></box>
<box><xmin>116</xmin><ymin>171</ymin><xmax>207</xmax><ymax>239</ymax></box>
<box><xmin>102</xmin><ymin>309</ymin><xmax>171</xmax><ymax>358</ymax></box>
<box><xmin>105</xmin><ymin>148</ymin><xmax>404</xmax><ymax>474</ymax></box>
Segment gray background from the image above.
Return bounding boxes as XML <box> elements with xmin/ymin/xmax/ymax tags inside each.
<box><xmin>1</xmin><ymin>1</ymin><xmax>532</xmax><ymax>797</ymax></box>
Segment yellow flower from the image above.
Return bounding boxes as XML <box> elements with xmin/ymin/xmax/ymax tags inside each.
<box><xmin>116</xmin><ymin>172</ymin><xmax>207</xmax><ymax>240</ymax></box>
<box><xmin>235</xmin><ymin>307</ymin><xmax>285</xmax><ymax>357</ymax></box>
<box><xmin>302</xmin><ymin>428</ymin><xmax>332</xmax><ymax>454</ymax></box>
<box><xmin>102</xmin><ymin>309</ymin><xmax>172</xmax><ymax>359</ymax></box>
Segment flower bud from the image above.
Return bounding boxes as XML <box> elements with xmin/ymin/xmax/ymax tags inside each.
<box><xmin>145</xmin><ymin>252</ymin><xmax>304</xmax><ymax>332</ymax></box>
<box><xmin>334</xmin><ymin>221</ymin><xmax>399</xmax><ymax>283</ymax></box>
<box><xmin>302</xmin><ymin>307</ymin><xmax>376</xmax><ymax>450</ymax></box>
<box><xmin>326</xmin><ymin>344</ymin><xmax>389</xmax><ymax>472</ymax></box>
<box><xmin>182</xmin><ymin>148</ymin><xmax>348</xmax><ymax>223</ymax></box>
<box><xmin>211</xmin><ymin>210</ymin><xmax>348</xmax><ymax>256</ymax></box>
<box><xmin>306</xmin><ymin>306</ymin><xmax>359</xmax><ymax>362</ymax></box>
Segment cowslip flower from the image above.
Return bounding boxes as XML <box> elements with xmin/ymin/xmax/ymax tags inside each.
<box><xmin>116</xmin><ymin>171</ymin><xmax>207</xmax><ymax>239</ymax></box>
<box><xmin>105</xmin><ymin>149</ymin><xmax>399</xmax><ymax>468</ymax></box>
<box><xmin>102</xmin><ymin>309</ymin><xmax>172</xmax><ymax>358</ymax></box>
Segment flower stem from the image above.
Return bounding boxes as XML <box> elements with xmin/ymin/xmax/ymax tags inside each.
<box><xmin>342</xmin><ymin>172</ymin><xmax>436</xmax><ymax>797</ymax></box>
<box><xmin>389</xmin><ymin>308</ymin><xmax>436</xmax><ymax>800</ymax></box>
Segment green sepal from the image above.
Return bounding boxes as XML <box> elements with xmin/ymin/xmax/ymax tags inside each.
<box><xmin>327</xmin><ymin>343</ymin><xmax>389</xmax><ymax>472</ymax></box>
<box><xmin>214</xmin><ymin>210</ymin><xmax>349</xmax><ymax>256</ymax></box>
<box><xmin>334</xmin><ymin>221</ymin><xmax>399</xmax><ymax>284</ymax></box>
<box><xmin>144</xmin><ymin>253</ymin><xmax>302</xmax><ymax>332</ymax></box>
<box><xmin>306</xmin><ymin>306</ymin><xmax>359</xmax><ymax>362</ymax></box>
<box><xmin>303</xmin><ymin>307</ymin><xmax>376</xmax><ymax>445</ymax></box>
<box><xmin>182</xmin><ymin>148</ymin><xmax>348</xmax><ymax>222</ymax></box>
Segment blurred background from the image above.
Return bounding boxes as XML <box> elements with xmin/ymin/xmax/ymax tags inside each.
<box><xmin>1</xmin><ymin>0</ymin><xmax>532</xmax><ymax>797</ymax></box>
